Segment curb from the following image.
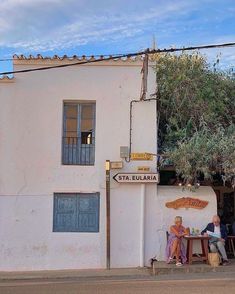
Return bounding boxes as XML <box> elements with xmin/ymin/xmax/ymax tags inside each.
<box><xmin>0</xmin><ymin>269</ymin><xmax>152</xmax><ymax>282</ymax></box>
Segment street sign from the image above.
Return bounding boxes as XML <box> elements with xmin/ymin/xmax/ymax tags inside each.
<box><xmin>137</xmin><ymin>166</ymin><xmax>151</xmax><ymax>172</ymax></box>
<box><xmin>131</xmin><ymin>153</ymin><xmax>153</xmax><ymax>161</ymax></box>
<box><xmin>113</xmin><ymin>173</ymin><xmax>159</xmax><ymax>183</ymax></box>
<box><xmin>110</xmin><ymin>161</ymin><xmax>123</xmax><ymax>169</ymax></box>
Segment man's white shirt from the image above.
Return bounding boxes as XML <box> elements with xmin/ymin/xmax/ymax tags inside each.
<box><xmin>214</xmin><ymin>225</ymin><xmax>221</xmax><ymax>238</ymax></box>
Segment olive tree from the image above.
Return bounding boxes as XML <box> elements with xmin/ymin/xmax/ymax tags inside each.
<box><xmin>154</xmin><ymin>52</ymin><xmax>235</xmax><ymax>187</ymax></box>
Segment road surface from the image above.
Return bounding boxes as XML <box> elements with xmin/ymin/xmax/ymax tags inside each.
<box><xmin>0</xmin><ymin>275</ymin><xmax>235</xmax><ymax>294</ymax></box>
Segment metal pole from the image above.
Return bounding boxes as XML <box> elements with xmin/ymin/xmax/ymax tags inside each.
<box><xmin>140</xmin><ymin>54</ymin><xmax>149</xmax><ymax>101</ymax></box>
<box><xmin>140</xmin><ymin>183</ymin><xmax>146</xmax><ymax>267</ymax></box>
<box><xmin>105</xmin><ymin>160</ymin><xmax>111</xmax><ymax>269</ymax></box>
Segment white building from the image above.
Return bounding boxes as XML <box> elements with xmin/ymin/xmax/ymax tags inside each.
<box><xmin>0</xmin><ymin>55</ymin><xmax>216</xmax><ymax>271</ymax></box>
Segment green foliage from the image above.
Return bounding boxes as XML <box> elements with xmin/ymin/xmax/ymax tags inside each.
<box><xmin>167</xmin><ymin>124</ymin><xmax>235</xmax><ymax>185</ymax></box>
<box><xmin>154</xmin><ymin>52</ymin><xmax>235</xmax><ymax>187</ymax></box>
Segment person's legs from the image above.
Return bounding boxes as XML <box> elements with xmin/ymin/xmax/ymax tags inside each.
<box><xmin>176</xmin><ymin>240</ymin><xmax>181</xmax><ymax>263</ymax></box>
<box><xmin>209</xmin><ymin>243</ymin><xmax>218</xmax><ymax>253</ymax></box>
<box><xmin>216</xmin><ymin>241</ymin><xmax>228</xmax><ymax>261</ymax></box>
<box><xmin>170</xmin><ymin>239</ymin><xmax>179</xmax><ymax>258</ymax></box>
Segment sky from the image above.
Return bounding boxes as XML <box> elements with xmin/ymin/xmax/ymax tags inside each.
<box><xmin>0</xmin><ymin>0</ymin><xmax>235</xmax><ymax>74</ymax></box>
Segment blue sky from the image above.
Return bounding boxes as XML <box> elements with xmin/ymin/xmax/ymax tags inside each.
<box><xmin>0</xmin><ymin>0</ymin><xmax>235</xmax><ymax>74</ymax></box>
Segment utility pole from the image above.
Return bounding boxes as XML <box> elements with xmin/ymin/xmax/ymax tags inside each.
<box><xmin>140</xmin><ymin>53</ymin><xmax>149</xmax><ymax>101</ymax></box>
<box><xmin>105</xmin><ymin>160</ymin><xmax>111</xmax><ymax>269</ymax></box>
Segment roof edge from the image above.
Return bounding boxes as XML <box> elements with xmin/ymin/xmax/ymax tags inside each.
<box><xmin>13</xmin><ymin>54</ymin><xmax>145</xmax><ymax>61</ymax></box>
<box><xmin>0</xmin><ymin>75</ymin><xmax>14</xmax><ymax>83</ymax></box>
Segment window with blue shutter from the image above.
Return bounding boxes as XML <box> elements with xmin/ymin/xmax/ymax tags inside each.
<box><xmin>53</xmin><ymin>193</ymin><xmax>100</xmax><ymax>232</ymax></box>
<box><xmin>62</xmin><ymin>102</ymin><xmax>96</xmax><ymax>165</ymax></box>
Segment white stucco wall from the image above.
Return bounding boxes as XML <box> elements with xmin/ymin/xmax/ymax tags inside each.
<box><xmin>152</xmin><ymin>186</ymin><xmax>217</xmax><ymax>262</ymax></box>
<box><xmin>0</xmin><ymin>195</ymin><xmax>104</xmax><ymax>270</ymax></box>
<box><xmin>0</xmin><ymin>58</ymin><xmax>158</xmax><ymax>271</ymax></box>
<box><xmin>0</xmin><ymin>57</ymin><xmax>217</xmax><ymax>271</ymax></box>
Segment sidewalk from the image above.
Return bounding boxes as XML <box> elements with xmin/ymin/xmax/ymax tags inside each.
<box><xmin>0</xmin><ymin>260</ymin><xmax>235</xmax><ymax>282</ymax></box>
<box><xmin>152</xmin><ymin>259</ymin><xmax>235</xmax><ymax>275</ymax></box>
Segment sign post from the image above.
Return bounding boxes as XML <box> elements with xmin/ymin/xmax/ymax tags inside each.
<box><xmin>105</xmin><ymin>160</ymin><xmax>111</xmax><ymax>270</ymax></box>
<box><xmin>105</xmin><ymin>160</ymin><xmax>123</xmax><ymax>270</ymax></box>
<box><xmin>140</xmin><ymin>183</ymin><xmax>146</xmax><ymax>267</ymax></box>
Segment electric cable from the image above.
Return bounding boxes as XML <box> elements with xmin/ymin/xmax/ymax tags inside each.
<box><xmin>0</xmin><ymin>42</ymin><xmax>235</xmax><ymax>76</ymax></box>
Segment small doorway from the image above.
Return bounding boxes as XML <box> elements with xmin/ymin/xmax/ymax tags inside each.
<box><xmin>214</xmin><ymin>188</ymin><xmax>235</xmax><ymax>234</ymax></box>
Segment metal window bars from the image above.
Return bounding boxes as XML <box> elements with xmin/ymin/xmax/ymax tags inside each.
<box><xmin>62</xmin><ymin>136</ymin><xmax>95</xmax><ymax>165</ymax></box>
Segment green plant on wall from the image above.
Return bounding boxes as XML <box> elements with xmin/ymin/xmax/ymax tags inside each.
<box><xmin>154</xmin><ymin>52</ymin><xmax>235</xmax><ymax>188</ymax></box>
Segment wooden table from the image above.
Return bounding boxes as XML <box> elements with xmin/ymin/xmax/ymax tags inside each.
<box><xmin>184</xmin><ymin>235</ymin><xmax>210</xmax><ymax>264</ymax></box>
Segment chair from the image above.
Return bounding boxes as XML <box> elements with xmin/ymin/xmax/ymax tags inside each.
<box><xmin>166</xmin><ymin>231</ymin><xmax>182</xmax><ymax>262</ymax></box>
<box><xmin>166</xmin><ymin>231</ymin><xmax>169</xmax><ymax>241</ymax></box>
<box><xmin>227</xmin><ymin>236</ymin><xmax>235</xmax><ymax>257</ymax></box>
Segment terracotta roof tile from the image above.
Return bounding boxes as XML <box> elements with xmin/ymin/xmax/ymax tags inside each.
<box><xmin>0</xmin><ymin>75</ymin><xmax>14</xmax><ymax>82</ymax></box>
<box><xmin>12</xmin><ymin>54</ymin><xmax>144</xmax><ymax>62</ymax></box>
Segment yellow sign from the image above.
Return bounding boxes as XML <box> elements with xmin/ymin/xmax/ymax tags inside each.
<box><xmin>137</xmin><ymin>166</ymin><xmax>151</xmax><ymax>172</ymax></box>
<box><xmin>131</xmin><ymin>153</ymin><xmax>153</xmax><ymax>161</ymax></box>
<box><xmin>105</xmin><ymin>160</ymin><xmax>110</xmax><ymax>171</ymax></box>
<box><xmin>110</xmin><ymin>161</ymin><xmax>123</xmax><ymax>169</ymax></box>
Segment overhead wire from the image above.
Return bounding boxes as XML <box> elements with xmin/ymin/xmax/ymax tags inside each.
<box><xmin>0</xmin><ymin>42</ymin><xmax>235</xmax><ymax>76</ymax></box>
<box><xmin>0</xmin><ymin>52</ymin><xmax>143</xmax><ymax>76</ymax></box>
<box><xmin>0</xmin><ymin>58</ymin><xmax>14</xmax><ymax>61</ymax></box>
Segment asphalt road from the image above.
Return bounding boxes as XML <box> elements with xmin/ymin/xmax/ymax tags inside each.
<box><xmin>0</xmin><ymin>276</ymin><xmax>235</xmax><ymax>294</ymax></box>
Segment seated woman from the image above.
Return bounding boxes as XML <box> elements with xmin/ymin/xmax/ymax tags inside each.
<box><xmin>165</xmin><ymin>216</ymin><xmax>188</xmax><ymax>266</ymax></box>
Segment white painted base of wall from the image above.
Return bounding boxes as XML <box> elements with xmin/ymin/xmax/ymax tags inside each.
<box><xmin>0</xmin><ymin>195</ymin><xmax>105</xmax><ymax>271</ymax></box>
<box><xmin>148</xmin><ymin>186</ymin><xmax>217</xmax><ymax>264</ymax></box>
<box><xmin>0</xmin><ymin>186</ymin><xmax>216</xmax><ymax>271</ymax></box>
<box><xmin>110</xmin><ymin>185</ymin><xmax>217</xmax><ymax>268</ymax></box>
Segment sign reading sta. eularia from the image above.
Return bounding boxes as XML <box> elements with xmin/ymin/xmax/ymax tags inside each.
<box><xmin>165</xmin><ymin>197</ymin><xmax>208</xmax><ymax>210</ymax></box>
<box><xmin>113</xmin><ymin>173</ymin><xmax>159</xmax><ymax>183</ymax></box>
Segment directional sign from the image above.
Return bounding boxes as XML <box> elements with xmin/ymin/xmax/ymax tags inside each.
<box><xmin>131</xmin><ymin>153</ymin><xmax>153</xmax><ymax>161</ymax></box>
<box><xmin>113</xmin><ymin>173</ymin><xmax>159</xmax><ymax>183</ymax></box>
<box><xmin>110</xmin><ymin>161</ymin><xmax>123</xmax><ymax>169</ymax></box>
<box><xmin>137</xmin><ymin>166</ymin><xmax>151</xmax><ymax>172</ymax></box>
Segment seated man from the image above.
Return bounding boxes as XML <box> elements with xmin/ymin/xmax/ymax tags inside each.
<box><xmin>201</xmin><ymin>215</ymin><xmax>229</xmax><ymax>265</ymax></box>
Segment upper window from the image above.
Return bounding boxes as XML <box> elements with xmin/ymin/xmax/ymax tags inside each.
<box><xmin>62</xmin><ymin>102</ymin><xmax>95</xmax><ymax>165</ymax></box>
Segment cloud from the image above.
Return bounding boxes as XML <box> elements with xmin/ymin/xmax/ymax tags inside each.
<box><xmin>202</xmin><ymin>35</ymin><xmax>235</xmax><ymax>68</ymax></box>
<box><xmin>0</xmin><ymin>0</ymin><xmax>199</xmax><ymax>53</ymax></box>
<box><xmin>0</xmin><ymin>0</ymin><xmax>234</xmax><ymax>70</ymax></box>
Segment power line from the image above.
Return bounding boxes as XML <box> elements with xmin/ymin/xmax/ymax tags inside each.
<box><xmin>151</xmin><ymin>42</ymin><xmax>235</xmax><ymax>53</ymax></box>
<box><xmin>0</xmin><ymin>52</ymin><xmax>140</xmax><ymax>76</ymax></box>
<box><xmin>0</xmin><ymin>42</ymin><xmax>235</xmax><ymax>76</ymax></box>
<box><xmin>0</xmin><ymin>58</ymin><xmax>13</xmax><ymax>62</ymax></box>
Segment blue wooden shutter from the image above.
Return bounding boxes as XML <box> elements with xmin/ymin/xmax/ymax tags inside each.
<box><xmin>53</xmin><ymin>193</ymin><xmax>100</xmax><ymax>232</ymax></box>
<box><xmin>77</xmin><ymin>193</ymin><xmax>99</xmax><ymax>232</ymax></box>
<box><xmin>53</xmin><ymin>194</ymin><xmax>77</xmax><ymax>232</ymax></box>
